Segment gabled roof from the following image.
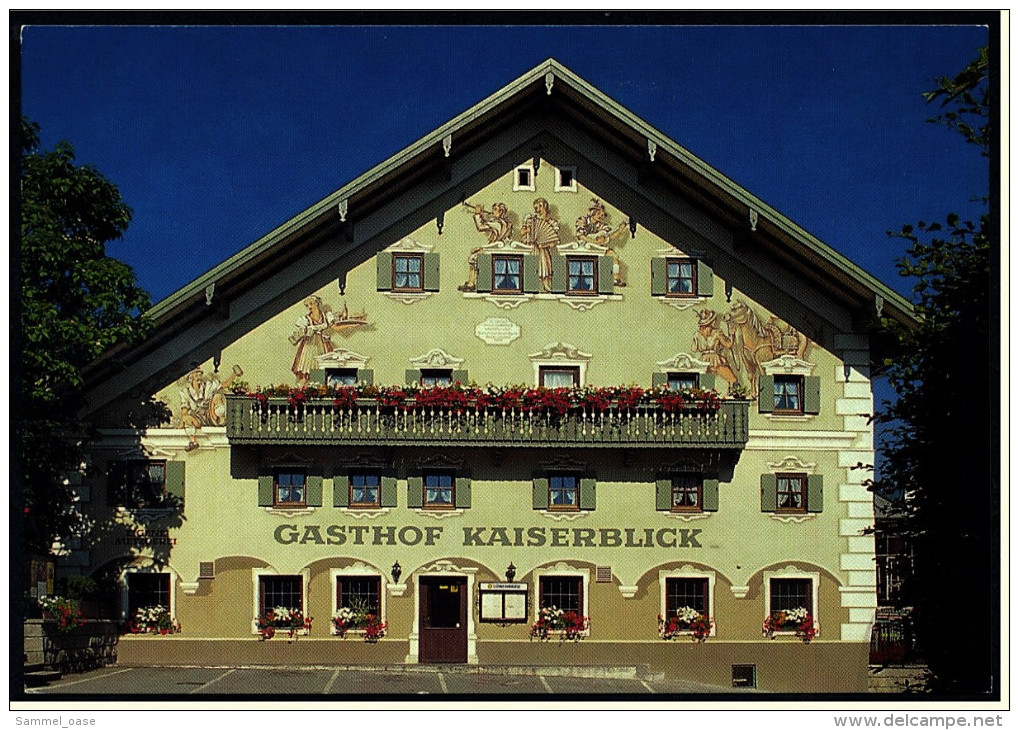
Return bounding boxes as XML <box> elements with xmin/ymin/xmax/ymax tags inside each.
<box><xmin>83</xmin><ymin>58</ymin><xmax>914</xmax><ymax>399</ymax></box>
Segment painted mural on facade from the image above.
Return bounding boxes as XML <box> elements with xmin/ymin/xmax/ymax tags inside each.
<box><xmin>289</xmin><ymin>296</ymin><xmax>370</xmax><ymax>385</ymax></box>
<box><xmin>177</xmin><ymin>363</ymin><xmax>243</xmax><ymax>450</ymax></box>
<box><xmin>693</xmin><ymin>300</ymin><xmax>810</xmax><ymax>398</ymax></box>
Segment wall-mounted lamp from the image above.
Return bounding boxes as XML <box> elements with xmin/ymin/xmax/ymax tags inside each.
<box><xmin>505</xmin><ymin>562</ymin><xmax>516</xmax><ymax>582</ymax></box>
<box><xmin>391</xmin><ymin>561</ymin><xmax>402</xmax><ymax>584</ymax></box>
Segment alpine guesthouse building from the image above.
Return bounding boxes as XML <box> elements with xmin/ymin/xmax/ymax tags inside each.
<box><xmin>72</xmin><ymin>60</ymin><xmax>913</xmax><ymax>693</ymax></box>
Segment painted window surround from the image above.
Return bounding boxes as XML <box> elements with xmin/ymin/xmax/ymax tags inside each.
<box><xmin>658</xmin><ymin>566</ymin><xmax>717</xmax><ymax>638</ymax></box>
<box><xmin>763</xmin><ymin>566</ymin><xmax>821</xmax><ymax>638</ymax></box>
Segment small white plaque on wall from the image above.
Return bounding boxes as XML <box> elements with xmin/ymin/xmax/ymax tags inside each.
<box><xmin>475</xmin><ymin>317</ymin><xmax>521</xmax><ymax>346</ymax></box>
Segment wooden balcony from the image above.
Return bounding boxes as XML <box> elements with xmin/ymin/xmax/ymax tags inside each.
<box><xmin>225</xmin><ymin>395</ymin><xmax>749</xmax><ymax>449</ymax></box>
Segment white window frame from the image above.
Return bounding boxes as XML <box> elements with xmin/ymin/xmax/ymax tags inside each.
<box><xmin>251</xmin><ymin>568</ymin><xmax>310</xmax><ymax>635</ymax></box>
<box><xmin>658</xmin><ymin>567</ymin><xmax>717</xmax><ymax>638</ymax></box>
<box><xmin>513</xmin><ymin>163</ymin><xmax>536</xmax><ymax>192</ymax></box>
<box><xmin>554</xmin><ymin>165</ymin><xmax>577</xmax><ymax>192</ymax></box>
<box><xmin>330</xmin><ymin>565</ymin><xmax>387</xmax><ymax>636</ymax></box>
<box><xmin>528</xmin><ymin>342</ymin><xmax>592</xmax><ymax>388</ymax></box>
<box><xmin>533</xmin><ymin>564</ymin><xmax>591</xmax><ymax>637</ymax></box>
<box><xmin>763</xmin><ymin>567</ymin><xmax>820</xmax><ymax>637</ymax></box>
<box><xmin>120</xmin><ymin>565</ymin><xmax>177</xmax><ymax>624</ymax></box>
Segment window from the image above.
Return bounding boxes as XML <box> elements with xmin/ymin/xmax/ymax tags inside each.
<box><xmin>666</xmin><ymin>258</ymin><xmax>696</xmax><ymax>296</ymax></box>
<box><xmin>349</xmin><ymin>472</ymin><xmax>381</xmax><ymax>508</ymax></box>
<box><xmin>667</xmin><ymin>372</ymin><xmax>699</xmax><ymax>391</ymax></box>
<box><xmin>773</xmin><ymin>375</ymin><xmax>803</xmax><ymax>414</ymax></box>
<box><xmin>259</xmin><ymin>575</ymin><xmax>303</xmax><ymax>615</ymax></box>
<box><xmin>776</xmin><ymin>473</ymin><xmax>806</xmax><ymax>513</ymax></box>
<box><xmin>539</xmin><ymin>366</ymin><xmax>579</xmax><ymax>388</ymax></box>
<box><xmin>567</xmin><ymin>256</ymin><xmax>597</xmax><ymax>294</ymax></box>
<box><xmin>121</xmin><ymin>461</ymin><xmax>166</xmax><ymax>508</ymax></box>
<box><xmin>337</xmin><ymin>575</ymin><xmax>381</xmax><ymax>616</ymax></box>
<box><xmin>326</xmin><ymin>368</ymin><xmax>358</xmax><ymax>387</ymax></box>
<box><xmin>127</xmin><ymin>572</ymin><xmax>171</xmax><ymax>618</ymax></box>
<box><xmin>275</xmin><ymin>470</ymin><xmax>306</xmax><ymax>507</ymax></box>
<box><xmin>665</xmin><ymin>576</ymin><xmax>709</xmax><ymax>617</ymax></box>
<box><xmin>393</xmin><ymin>253</ymin><xmax>424</xmax><ymax>291</ymax></box>
<box><xmin>423</xmin><ymin>471</ymin><xmax>455</xmax><ymax>508</ymax></box>
<box><xmin>539</xmin><ymin>575</ymin><xmax>582</xmax><ymax>613</ymax></box>
<box><xmin>769</xmin><ymin>577</ymin><xmax>813</xmax><ymax>616</ymax></box>
<box><xmin>514</xmin><ymin>165</ymin><xmax>535</xmax><ymax>191</ymax></box>
<box><xmin>548</xmin><ymin>474</ymin><xmax>579</xmax><ymax>510</ymax></box>
<box><xmin>492</xmin><ymin>255</ymin><xmax>523</xmax><ymax>293</ymax></box>
<box><xmin>671</xmin><ymin>473</ymin><xmax>703</xmax><ymax>512</ymax></box>
<box><xmin>420</xmin><ymin>369</ymin><xmax>453</xmax><ymax>387</ymax></box>
<box><xmin>555</xmin><ymin>166</ymin><xmax>577</xmax><ymax>192</ymax></box>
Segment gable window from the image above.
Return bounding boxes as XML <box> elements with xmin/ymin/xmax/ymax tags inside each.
<box><xmin>349</xmin><ymin>472</ymin><xmax>381</xmax><ymax>508</ymax></box>
<box><xmin>122</xmin><ymin>461</ymin><xmax>167</xmax><ymax>508</ymax></box>
<box><xmin>492</xmin><ymin>255</ymin><xmax>523</xmax><ymax>293</ymax></box>
<box><xmin>326</xmin><ymin>368</ymin><xmax>358</xmax><ymax>387</ymax></box>
<box><xmin>667</xmin><ymin>372</ymin><xmax>699</xmax><ymax>391</ymax></box>
<box><xmin>539</xmin><ymin>575</ymin><xmax>582</xmax><ymax>614</ymax></box>
<box><xmin>554</xmin><ymin>166</ymin><xmax>577</xmax><ymax>192</ymax></box>
<box><xmin>424</xmin><ymin>471</ymin><xmax>455</xmax><ymax>509</ymax></box>
<box><xmin>776</xmin><ymin>473</ymin><xmax>807</xmax><ymax>513</ymax></box>
<box><xmin>337</xmin><ymin>575</ymin><xmax>381</xmax><ymax>616</ymax></box>
<box><xmin>393</xmin><ymin>253</ymin><xmax>424</xmax><ymax>291</ymax></box>
<box><xmin>539</xmin><ymin>366</ymin><xmax>579</xmax><ymax>388</ymax></box>
<box><xmin>667</xmin><ymin>258</ymin><xmax>696</xmax><ymax>296</ymax></box>
<box><xmin>548</xmin><ymin>474</ymin><xmax>579</xmax><ymax>511</ymax></box>
<box><xmin>567</xmin><ymin>256</ymin><xmax>597</xmax><ymax>294</ymax></box>
<box><xmin>514</xmin><ymin>165</ymin><xmax>535</xmax><ymax>191</ymax></box>
<box><xmin>773</xmin><ymin>375</ymin><xmax>803</xmax><ymax>414</ymax></box>
<box><xmin>275</xmin><ymin>470</ymin><xmax>306</xmax><ymax>507</ymax></box>
<box><xmin>665</xmin><ymin>576</ymin><xmax>709</xmax><ymax>617</ymax></box>
<box><xmin>259</xmin><ymin>575</ymin><xmax>303</xmax><ymax>616</ymax></box>
<box><xmin>671</xmin><ymin>473</ymin><xmax>703</xmax><ymax>512</ymax></box>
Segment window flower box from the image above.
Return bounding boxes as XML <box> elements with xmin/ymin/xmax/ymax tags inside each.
<box><xmin>762</xmin><ymin>607</ymin><xmax>817</xmax><ymax>642</ymax></box>
<box><xmin>126</xmin><ymin>605</ymin><xmax>180</xmax><ymax>635</ymax></box>
<box><xmin>332</xmin><ymin>605</ymin><xmax>388</xmax><ymax>643</ymax></box>
<box><xmin>658</xmin><ymin>606</ymin><xmax>713</xmax><ymax>642</ymax></box>
<box><xmin>257</xmin><ymin>606</ymin><xmax>312</xmax><ymax>641</ymax></box>
<box><xmin>529</xmin><ymin>606</ymin><xmax>590</xmax><ymax>643</ymax></box>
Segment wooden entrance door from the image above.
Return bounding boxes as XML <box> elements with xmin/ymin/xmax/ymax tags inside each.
<box><xmin>419</xmin><ymin>576</ymin><xmax>467</xmax><ymax>663</ymax></box>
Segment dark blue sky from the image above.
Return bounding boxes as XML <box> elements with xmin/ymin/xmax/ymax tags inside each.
<box><xmin>20</xmin><ymin>22</ymin><xmax>989</xmax><ymax>304</ymax></box>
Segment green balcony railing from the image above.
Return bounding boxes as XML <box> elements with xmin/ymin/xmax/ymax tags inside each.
<box><xmin>225</xmin><ymin>395</ymin><xmax>749</xmax><ymax>449</ymax></box>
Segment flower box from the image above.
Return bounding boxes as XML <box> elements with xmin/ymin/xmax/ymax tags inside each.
<box><xmin>529</xmin><ymin>606</ymin><xmax>590</xmax><ymax>643</ymax></box>
<box><xmin>762</xmin><ymin>607</ymin><xmax>817</xmax><ymax>642</ymax></box>
<box><xmin>658</xmin><ymin>606</ymin><xmax>713</xmax><ymax>642</ymax></box>
<box><xmin>126</xmin><ymin>605</ymin><xmax>180</xmax><ymax>635</ymax></box>
<box><xmin>332</xmin><ymin>606</ymin><xmax>388</xmax><ymax>643</ymax></box>
<box><xmin>257</xmin><ymin>606</ymin><xmax>313</xmax><ymax>640</ymax></box>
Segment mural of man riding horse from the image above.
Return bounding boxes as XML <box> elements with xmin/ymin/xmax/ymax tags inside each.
<box><xmin>693</xmin><ymin>300</ymin><xmax>809</xmax><ymax>399</ymax></box>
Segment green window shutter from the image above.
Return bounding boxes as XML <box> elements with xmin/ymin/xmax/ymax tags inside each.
<box><xmin>309</xmin><ymin>369</ymin><xmax>326</xmax><ymax>385</ymax></box>
<box><xmin>523</xmin><ymin>254</ymin><xmax>541</xmax><ymax>293</ymax></box>
<box><xmin>532</xmin><ymin>475</ymin><xmax>549</xmax><ymax>510</ymax></box>
<box><xmin>357</xmin><ymin>369</ymin><xmax>374</xmax><ymax>386</ymax></box>
<box><xmin>696</xmin><ymin>259</ymin><xmax>714</xmax><ymax>297</ymax></box>
<box><xmin>306</xmin><ymin>474</ymin><xmax>324</xmax><ymax>507</ymax></box>
<box><xmin>333</xmin><ymin>474</ymin><xmax>350</xmax><ymax>507</ymax></box>
<box><xmin>376</xmin><ymin>251</ymin><xmax>393</xmax><ymax>291</ymax></box>
<box><xmin>702</xmin><ymin>478</ymin><xmax>719</xmax><ymax>512</ymax></box>
<box><xmin>165</xmin><ymin>461</ymin><xmax>186</xmax><ymax>506</ymax></box>
<box><xmin>108</xmin><ymin>461</ymin><xmax>127</xmax><ymax>505</ymax></box>
<box><xmin>651</xmin><ymin>372</ymin><xmax>668</xmax><ymax>389</ymax></box>
<box><xmin>476</xmin><ymin>253</ymin><xmax>493</xmax><ymax>293</ymax></box>
<box><xmin>407</xmin><ymin>476</ymin><xmax>423</xmax><ymax>509</ymax></box>
<box><xmin>455</xmin><ymin>473</ymin><xmax>472</xmax><ymax>509</ymax></box>
<box><xmin>803</xmin><ymin>376</ymin><xmax>822</xmax><ymax>415</ymax></box>
<box><xmin>655</xmin><ymin>478</ymin><xmax>672</xmax><ymax>511</ymax></box>
<box><xmin>760</xmin><ymin>474</ymin><xmax>778</xmax><ymax>512</ymax></box>
<box><xmin>579</xmin><ymin>477</ymin><xmax>597</xmax><ymax>511</ymax></box>
<box><xmin>550</xmin><ymin>254</ymin><xmax>568</xmax><ymax>294</ymax></box>
<box><xmin>700</xmin><ymin>373</ymin><xmax>716</xmax><ymax>392</ymax></box>
<box><xmin>651</xmin><ymin>257</ymin><xmax>668</xmax><ymax>296</ymax></box>
<box><xmin>597</xmin><ymin>255</ymin><xmax>614</xmax><ymax>294</ymax></box>
<box><xmin>381</xmin><ymin>476</ymin><xmax>398</xmax><ymax>508</ymax></box>
<box><xmin>258</xmin><ymin>475</ymin><xmax>274</xmax><ymax>507</ymax></box>
<box><xmin>451</xmin><ymin>370</ymin><xmax>469</xmax><ymax>385</ymax></box>
<box><xmin>406</xmin><ymin>369</ymin><xmax>421</xmax><ymax>386</ymax></box>
<box><xmin>423</xmin><ymin>252</ymin><xmax>441</xmax><ymax>291</ymax></box>
<box><xmin>758</xmin><ymin>375</ymin><xmax>775</xmax><ymax>413</ymax></box>
<box><xmin>807</xmin><ymin>475</ymin><xmax>824</xmax><ymax>513</ymax></box>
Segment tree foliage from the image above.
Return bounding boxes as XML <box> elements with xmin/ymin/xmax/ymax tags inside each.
<box><xmin>19</xmin><ymin>117</ymin><xmax>152</xmax><ymax>555</ymax></box>
<box><xmin>877</xmin><ymin>48</ymin><xmax>995</xmax><ymax>695</ymax></box>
